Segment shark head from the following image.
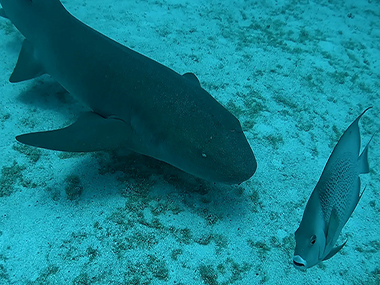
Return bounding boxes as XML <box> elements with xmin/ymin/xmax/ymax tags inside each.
<box><xmin>166</xmin><ymin>117</ymin><xmax>256</xmax><ymax>184</ymax></box>
<box><xmin>129</xmin><ymin>85</ymin><xmax>257</xmax><ymax>184</ymax></box>
<box><xmin>122</xmin><ymin>72</ymin><xmax>257</xmax><ymax>184</ymax></box>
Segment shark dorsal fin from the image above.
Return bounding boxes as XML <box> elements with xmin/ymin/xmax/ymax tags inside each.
<box><xmin>183</xmin><ymin>72</ymin><xmax>201</xmax><ymax>86</ymax></box>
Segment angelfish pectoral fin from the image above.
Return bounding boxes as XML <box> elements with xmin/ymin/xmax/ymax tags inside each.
<box><xmin>16</xmin><ymin>112</ymin><xmax>130</xmax><ymax>152</ymax></box>
<box><xmin>325</xmin><ymin>208</ymin><xmax>340</xmax><ymax>248</ymax></box>
<box><xmin>323</xmin><ymin>240</ymin><xmax>347</xmax><ymax>261</ymax></box>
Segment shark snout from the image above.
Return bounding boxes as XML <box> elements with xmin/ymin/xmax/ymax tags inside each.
<box><xmin>293</xmin><ymin>255</ymin><xmax>307</xmax><ymax>270</ymax></box>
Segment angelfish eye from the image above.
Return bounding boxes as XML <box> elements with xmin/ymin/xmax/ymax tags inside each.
<box><xmin>310</xmin><ymin>235</ymin><xmax>317</xmax><ymax>245</ymax></box>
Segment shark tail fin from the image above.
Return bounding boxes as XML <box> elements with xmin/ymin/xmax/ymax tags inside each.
<box><xmin>16</xmin><ymin>112</ymin><xmax>130</xmax><ymax>152</ymax></box>
<box><xmin>9</xmin><ymin>39</ymin><xmax>46</xmax><ymax>83</ymax></box>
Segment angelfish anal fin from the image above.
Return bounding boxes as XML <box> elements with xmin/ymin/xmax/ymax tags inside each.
<box><xmin>9</xmin><ymin>39</ymin><xmax>45</xmax><ymax>83</ymax></box>
<box><xmin>323</xmin><ymin>240</ymin><xmax>347</xmax><ymax>261</ymax></box>
<box><xmin>16</xmin><ymin>112</ymin><xmax>130</xmax><ymax>152</ymax></box>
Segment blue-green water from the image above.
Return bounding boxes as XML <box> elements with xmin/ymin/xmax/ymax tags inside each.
<box><xmin>0</xmin><ymin>0</ymin><xmax>379</xmax><ymax>284</ymax></box>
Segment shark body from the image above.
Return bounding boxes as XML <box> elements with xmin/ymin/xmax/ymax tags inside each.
<box><xmin>0</xmin><ymin>0</ymin><xmax>256</xmax><ymax>184</ymax></box>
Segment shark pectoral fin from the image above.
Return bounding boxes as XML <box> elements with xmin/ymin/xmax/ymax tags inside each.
<box><xmin>323</xmin><ymin>240</ymin><xmax>347</xmax><ymax>261</ymax></box>
<box><xmin>9</xmin><ymin>39</ymin><xmax>45</xmax><ymax>83</ymax></box>
<box><xmin>0</xmin><ymin>9</ymin><xmax>8</xmax><ymax>18</ymax></box>
<box><xmin>16</xmin><ymin>112</ymin><xmax>130</xmax><ymax>152</ymax></box>
<box><xmin>182</xmin><ymin>72</ymin><xmax>200</xmax><ymax>86</ymax></box>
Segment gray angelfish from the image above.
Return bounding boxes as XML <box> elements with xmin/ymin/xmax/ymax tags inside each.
<box><xmin>293</xmin><ymin>107</ymin><xmax>374</xmax><ymax>269</ymax></box>
<box><xmin>0</xmin><ymin>0</ymin><xmax>256</xmax><ymax>184</ymax></box>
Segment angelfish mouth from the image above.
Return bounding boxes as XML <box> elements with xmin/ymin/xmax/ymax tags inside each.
<box><xmin>293</xmin><ymin>255</ymin><xmax>307</xmax><ymax>270</ymax></box>
<box><xmin>293</xmin><ymin>260</ymin><xmax>305</xmax><ymax>267</ymax></box>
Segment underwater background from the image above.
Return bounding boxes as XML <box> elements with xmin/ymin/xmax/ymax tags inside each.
<box><xmin>0</xmin><ymin>0</ymin><xmax>379</xmax><ymax>284</ymax></box>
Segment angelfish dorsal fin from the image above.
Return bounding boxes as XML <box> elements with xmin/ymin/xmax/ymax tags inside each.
<box><xmin>327</xmin><ymin>107</ymin><xmax>372</xmax><ymax>164</ymax></box>
<box><xmin>9</xmin><ymin>39</ymin><xmax>45</xmax><ymax>83</ymax></box>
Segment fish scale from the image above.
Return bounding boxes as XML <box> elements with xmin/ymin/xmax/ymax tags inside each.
<box><xmin>319</xmin><ymin>156</ymin><xmax>356</xmax><ymax>224</ymax></box>
<box><xmin>293</xmin><ymin>107</ymin><xmax>373</xmax><ymax>269</ymax></box>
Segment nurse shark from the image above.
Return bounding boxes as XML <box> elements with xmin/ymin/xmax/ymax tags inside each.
<box><xmin>0</xmin><ymin>0</ymin><xmax>256</xmax><ymax>184</ymax></box>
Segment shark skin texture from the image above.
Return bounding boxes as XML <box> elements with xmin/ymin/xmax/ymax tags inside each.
<box><xmin>0</xmin><ymin>0</ymin><xmax>257</xmax><ymax>184</ymax></box>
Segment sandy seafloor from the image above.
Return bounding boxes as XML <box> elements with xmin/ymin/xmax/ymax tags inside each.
<box><xmin>0</xmin><ymin>0</ymin><xmax>379</xmax><ymax>284</ymax></box>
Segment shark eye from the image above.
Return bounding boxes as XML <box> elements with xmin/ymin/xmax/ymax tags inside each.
<box><xmin>310</xmin><ymin>235</ymin><xmax>317</xmax><ymax>245</ymax></box>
